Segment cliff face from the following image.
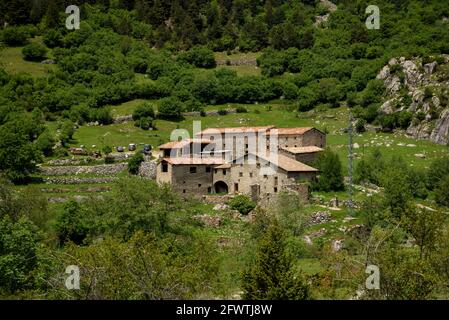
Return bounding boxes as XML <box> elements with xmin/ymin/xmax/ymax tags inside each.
<box><xmin>376</xmin><ymin>55</ymin><xmax>449</xmax><ymax>145</ymax></box>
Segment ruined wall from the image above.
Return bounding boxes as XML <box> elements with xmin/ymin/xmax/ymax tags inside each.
<box><xmin>277</xmin><ymin>134</ymin><xmax>303</xmax><ymax>149</ymax></box>
<box><xmin>170</xmin><ymin>164</ymin><xmax>214</xmax><ymax>195</ymax></box>
<box><xmin>302</xmin><ymin>129</ymin><xmax>326</xmax><ymax>148</ymax></box>
<box><xmin>156</xmin><ymin>161</ymin><xmax>172</xmax><ymax>184</ymax></box>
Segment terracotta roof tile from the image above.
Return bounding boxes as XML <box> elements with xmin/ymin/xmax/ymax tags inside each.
<box><xmin>266</xmin><ymin>127</ymin><xmax>314</xmax><ymax>135</ymax></box>
<box><xmin>159</xmin><ymin>139</ymin><xmax>212</xmax><ymax>149</ymax></box>
<box><xmin>196</xmin><ymin>126</ymin><xmax>275</xmax><ymax>135</ymax></box>
<box><xmin>162</xmin><ymin>157</ymin><xmax>225</xmax><ymax>165</ymax></box>
<box><xmin>281</xmin><ymin>146</ymin><xmax>324</xmax><ymax>154</ymax></box>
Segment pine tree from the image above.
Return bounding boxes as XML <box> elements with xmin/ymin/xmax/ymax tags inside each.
<box><xmin>45</xmin><ymin>0</ymin><xmax>60</xmax><ymax>29</ymax></box>
<box><xmin>30</xmin><ymin>0</ymin><xmax>46</xmax><ymax>24</ymax></box>
<box><xmin>149</xmin><ymin>0</ymin><xmax>166</xmax><ymax>26</ymax></box>
<box><xmin>5</xmin><ymin>0</ymin><xmax>32</xmax><ymax>25</ymax></box>
<box><xmin>264</xmin><ymin>0</ymin><xmax>274</xmax><ymax>27</ymax></box>
<box><xmin>241</xmin><ymin>221</ymin><xmax>310</xmax><ymax>300</ymax></box>
<box><xmin>314</xmin><ymin>149</ymin><xmax>345</xmax><ymax>192</ymax></box>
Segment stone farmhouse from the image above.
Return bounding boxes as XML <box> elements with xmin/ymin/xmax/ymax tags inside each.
<box><xmin>156</xmin><ymin>126</ymin><xmax>325</xmax><ymax>202</ymax></box>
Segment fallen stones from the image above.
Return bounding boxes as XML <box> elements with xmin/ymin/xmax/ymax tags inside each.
<box><xmin>309</xmin><ymin>211</ymin><xmax>332</xmax><ymax>225</ymax></box>
<box><xmin>213</xmin><ymin>204</ymin><xmax>229</xmax><ymax>211</ymax></box>
<box><xmin>332</xmin><ymin>239</ymin><xmax>344</xmax><ymax>252</ymax></box>
<box><xmin>193</xmin><ymin>215</ymin><xmax>222</xmax><ymax>228</ymax></box>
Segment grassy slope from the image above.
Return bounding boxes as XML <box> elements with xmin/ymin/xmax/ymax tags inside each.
<box><xmin>0</xmin><ymin>38</ymin><xmax>56</xmax><ymax>76</ymax></box>
<box><xmin>70</xmin><ymin>103</ymin><xmax>449</xmax><ymax>170</ymax></box>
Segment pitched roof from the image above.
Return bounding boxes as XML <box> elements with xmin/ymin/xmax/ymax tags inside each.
<box><xmin>235</xmin><ymin>152</ymin><xmax>318</xmax><ymax>172</ymax></box>
<box><xmin>215</xmin><ymin>163</ymin><xmax>232</xmax><ymax>169</ymax></box>
<box><xmin>159</xmin><ymin>139</ymin><xmax>212</xmax><ymax>149</ymax></box>
<box><xmin>281</xmin><ymin>146</ymin><xmax>324</xmax><ymax>154</ymax></box>
<box><xmin>162</xmin><ymin>157</ymin><xmax>225</xmax><ymax>165</ymax></box>
<box><xmin>196</xmin><ymin>126</ymin><xmax>275</xmax><ymax>135</ymax></box>
<box><xmin>266</xmin><ymin>127</ymin><xmax>314</xmax><ymax>135</ymax></box>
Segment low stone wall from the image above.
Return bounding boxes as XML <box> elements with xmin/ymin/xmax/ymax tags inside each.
<box><xmin>44</xmin><ymin>177</ymin><xmax>118</xmax><ymax>184</ymax></box>
<box><xmin>113</xmin><ymin>115</ymin><xmax>133</xmax><ymax>124</ymax></box>
<box><xmin>139</xmin><ymin>161</ymin><xmax>157</xmax><ymax>179</ymax></box>
<box><xmin>39</xmin><ymin>163</ymin><xmax>127</xmax><ymax>176</ymax></box>
<box><xmin>216</xmin><ymin>59</ymin><xmax>257</xmax><ymax>66</ymax></box>
<box><xmin>201</xmin><ymin>195</ymin><xmax>234</xmax><ymax>205</ymax></box>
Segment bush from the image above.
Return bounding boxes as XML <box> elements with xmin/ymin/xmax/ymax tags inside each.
<box><xmin>90</xmin><ymin>107</ymin><xmax>113</xmax><ymax>125</ymax></box>
<box><xmin>177</xmin><ymin>46</ymin><xmax>216</xmax><ymax>68</ymax></box>
<box><xmin>435</xmin><ymin>175</ymin><xmax>449</xmax><ymax>207</ymax></box>
<box><xmin>128</xmin><ymin>153</ymin><xmax>144</xmax><ymax>175</ymax></box>
<box><xmin>427</xmin><ymin>157</ymin><xmax>449</xmax><ymax>190</ymax></box>
<box><xmin>132</xmin><ymin>102</ymin><xmax>155</xmax><ymax>120</ymax></box>
<box><xmin>55</xmin><ymin>201</ymin><xmax>89</xmax><ymax>245</ymax></box>
<box><xmin>35</xmin><ymin>131</ymin><xmax>55</xmax><ymax>157</ymax></box>
<box><xmin>228</xmin><ymin>195</ymin><xmax>256</xmax><ymax>215</ymax></box>
<box><xmin>355</xmin><ymin>119</ymin><xmax>366</xmax><ymax>133</ymax></box>
<box><xmin>43</xmin><ymin>29</ymin><xmax>63</xmax><ymax>48</ymax></box>
<box><xmin>135</xmin><ymin>117</ymin><xmax>153</xmax><ymax>130</ymax></box>
<box><xmin>313</xmin><ymin>149</ymin><xmax>344</xmax><ymax>192</ymax></box>
<box><xmin>217</xmin><ymin>108</ymin><xmax>228</xmax><ymax>115</ymax></box>
<box><xmin>102</xmin><ymin>145</ymin><xmax>112</xmax><ymax>155</ymax></box>
<box><xmin>158</xmin><ymin>97</ymin><xmax>184</xmax><ymax>120</ymax></box>
<box><xmin>2</xmin><ymin>27</ymin><xmax>28</xmax><ymax>46</ymax></box>
<box><xmin>22</xmin><ymin>43</ymin><xmax>47</xmax><ymax>61</ymax></box>
<box><xmin>236</xmin><ymin>106</ymin><xmax>248</xmax><ymax>113</ymax></box>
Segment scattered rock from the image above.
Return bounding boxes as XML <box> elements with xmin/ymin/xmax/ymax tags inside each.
<box><xmin>309</xmin><ymin>211</ymin><xmax>332</xmax><ymax>225</ymax></box>
<box><xmin>193</xmin><ymin>215</ymin><xmax>222</xmax><ymax>228</ymax></box>
<box><xmin>414</xmin><ymin>153</ymin><xmax>426</xmax><ymax>159</ymax></box>
<box><xmin>332</xmin><ymin>239</ymin><xmax>344</xmax><ymax>252</ymax></box>
<box><xmin>343</xmin><ymin>216</ymin><xmax>356</xmax><ymax>223</ymax></box>
<box><xmin>213</xmin><ymin>204</ymin><xmax>229</xmax><ymax>211</ymax></box>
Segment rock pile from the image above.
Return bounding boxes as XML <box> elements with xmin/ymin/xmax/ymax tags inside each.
<box><xmin>193</xmin><ymin>215</ymin><xmax>222</xmax><ymax>228</ymax></box>
<box><xmin>309</xmin><ymin>211</ymin><xmax>332</xmax><ymax>225</ymax></box>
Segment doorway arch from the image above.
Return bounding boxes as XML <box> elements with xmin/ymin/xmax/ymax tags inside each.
<box><xmin>214</xmin><ymin>181</ymin><xmax>229</xmax><ymax>194</ymax></box>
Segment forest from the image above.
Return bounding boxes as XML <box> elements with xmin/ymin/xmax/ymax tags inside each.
<box><xmin>0</xmin><ymin>0</ymin><xmax>449</xmax><ymax>300</ymax></box>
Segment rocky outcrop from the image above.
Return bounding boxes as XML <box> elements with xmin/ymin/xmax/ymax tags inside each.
<box><xmin>376</xmin><ymin>56</ymin><xmax>449</xmax><ymax>145</ymax></box>
<box><xmin>430</xmin><ymin>109</ymin><xmax>449</xmax><ymax>145</ymax></box>
<box><xmin>314</xmin><ymin>0</ymin><xmax>337</xmax><ymax>27</ymax></box>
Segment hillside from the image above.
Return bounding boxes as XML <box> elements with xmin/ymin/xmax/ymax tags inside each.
<box><xmin>0</xmin><ymin>0</ymin><xmax>449</xmax><ymax>302</ymax></box>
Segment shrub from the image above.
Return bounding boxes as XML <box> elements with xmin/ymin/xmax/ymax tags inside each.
<box><xmin>43</xmin><ymin>29</ymin><xmax>63</xmax><ymax>48</ymax></box>
<box><xmin>313</xmin><ymin>149</ymin><xmax>344</xmax><ymax>192</ymax></box>
<box><xmin>128</xmin><ymin>153</ymin><xmax>144</xmax><ymax>175</ymax></box>
<box><xmin>177</xmin><ymin>46</ymin><xmax>216</xmax><ymax>68</ymax></box>
<box><xmin>135</xmin><ymin>117</ymin><xmax>153</xmax><ymax>130</ymax></box>
<box><xmin>435</xmin><ymin>175</ymin><xmax>449</xmax><ymax>207</ymax></box>
<box><xmin>22</xmin><ymin>43</ymin><xmax>47</xmax><ymax>61</ymax></box>
<box><xmin>102</xmin><ymin>145</ymin><xmax>112</xmax><ymax>156</ymax></box>
<box><xmin>91</xmin><ymin>107</ymin><xmax>113</xmax><ymax>125</ymax></box>
<box><xmin>236</xmin><ymin>106</ymin><xmax>248</xmax><ymax>113</ymax></box>
<box><xmin>35</xmin><ymin>131</ymin><xmax>55</xmax><ymax>157</ymax></box>
<box><xmin>229</xmin><ymin>195</ymin><xmax>256</xmax><ymax>215</ymax></box>
<box><xmin>132</xmin><ymin>102</ymin><xmax>155</xmax><ymax>121</ymax></box>
<box><xmin>217</xmin><ymin>108</ymin><xmax>228</xmax><ymax>115</ymax></box>
<box><xmin>55</xmin><ymin>201</ymin><xmax>88</xmax><ymax>245</ymax></box>
<box><xmin>355</xmin><ymin>118</ymin><xmax>366</xmax><ymax>133</ymax></box>
<box><xmin>2</xmin><ymin>27</ymin><xmax>28</xmax><ymax>46</ymax></box>
<box><xmin>158</xmin><ymin>97</ymin><xmax>184</xmax><ymax>120</ymax></box>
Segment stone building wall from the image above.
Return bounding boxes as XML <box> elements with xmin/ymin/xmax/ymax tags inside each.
<box><xmin>170</xmin><ymin>164</ymin><xmax>214</xmax><ymax>195</ymax></box>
